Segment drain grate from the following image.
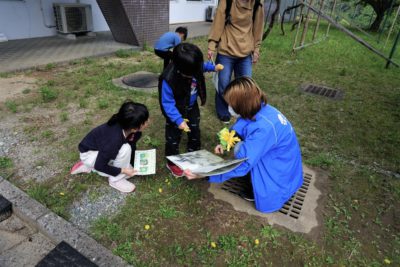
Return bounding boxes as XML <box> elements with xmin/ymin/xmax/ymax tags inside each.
<box><xmin>278</xmin><ymin>172</ymin><xmax>312</xmax><ymax>219</ymax></box>
<box><xmin>221</xmin><ymin>172</ymin><xmax>312</xmax><ymax>220</ymax></box>
<box><xmin>122</xmin><ymin>72</ymin><xmax>159</xmax><ymax>88</ymax></box>
<box><xmin>300</xmin><ymin>84</ymin><xmax>344</xmax><ymax>100</ymax></box>
<box><xmin>221</xmin><ymin>178</ymin><xmax>252</xmax><ymax>198</ymax></box>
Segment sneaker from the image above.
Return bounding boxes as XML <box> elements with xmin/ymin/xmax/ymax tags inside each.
<box><xmin>109</xmin><ymin>179</ymin><xmax>136</xmax><ymax>193</ymax></box>
<box><xmin>240</xmin><ymin>190</ymin><xmax>255</xmax><ymax>202</ymax></box>
<box><xmin>166</xmin><ymin>163</ymin><xmax>184</xmax><ymax>177</ymax></box>
<box><xmin>220</xmin><ymin>116</ymin><xmax>230</xmax><ymax>124</ymax></box>
<box><xmin>70</xmin><ymin>161</ymin><xmax>92</xmax><ymax>175</ymax></box>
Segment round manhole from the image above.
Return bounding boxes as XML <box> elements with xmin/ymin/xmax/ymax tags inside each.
<box><xmin>122</xmin><ymin>72</ymin><xmax>159</xmax><ymax>88</ymax></box>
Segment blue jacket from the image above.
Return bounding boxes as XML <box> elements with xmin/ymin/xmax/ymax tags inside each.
<box><xmin>209</xmin><ymin>104</ymin><xmax>303</xmax><ymax>213</ymax></box>
<box><xmin>161</xmin><ymin>62</ymin><xmax>217</xmax><ymax>126</ymax></box>
<box><xmin>154</xmin><ymin>32</ymin><xmax>181</xmax><ymax>51</ymax></box>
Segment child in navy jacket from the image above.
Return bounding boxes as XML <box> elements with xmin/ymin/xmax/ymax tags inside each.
<box><xmin>158</xmin><ymin>43</ymin><xmax>218</xmax><ymax>177</ymax></box>
<box><xmin>71</xmin><ymin>101</ymin><xmax>149</xmax><ymax>193</ymax></box>
<box><xmin>184</xmin><ymin>77</ymin><xmax>303</xmax><ymax>213</ymax></box>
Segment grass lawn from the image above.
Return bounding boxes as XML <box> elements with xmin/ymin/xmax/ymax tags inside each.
<box><xmin>0</xmin><ymin>23</ymin><xmax>399</xmax><ymax>266</ymax></box>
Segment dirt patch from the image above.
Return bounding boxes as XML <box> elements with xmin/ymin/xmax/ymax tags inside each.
<box><xmin>0</xmin><ymin>101</ymin><xmax>87</xmax><ymax>182</ymax></box>
<box><xmin>0</xmin><ymin>76</ymin><xmax>37</xmax><ymax>103</ymax></box>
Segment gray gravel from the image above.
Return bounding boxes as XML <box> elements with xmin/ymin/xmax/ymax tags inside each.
<box><xmin>69</xmin><ymin>186</ymin><xmax>130</xmax><ymax>232</ymax></box>
<box><xmin>0</xmin><ymin>129</ymin><xmax>20</xmax><ymax>158</ymax></box>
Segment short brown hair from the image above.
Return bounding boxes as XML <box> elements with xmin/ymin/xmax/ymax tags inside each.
<box><xmin>223</xmin><ymin>77</ymin><xmax>268</xmax><ymax>119</ymax></box>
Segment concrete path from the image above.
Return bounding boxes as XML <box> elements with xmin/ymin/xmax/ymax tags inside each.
<box><xmin>0</xmin><ymin>32</ymin><xmax>136</xmax><ymax>73</ymax></box>
<box><xmin>170</xmin><ymin>21</ymin><xmax>212</xmax><ymax>39</ymax></box>
<box><xmin>0</xmin><ymin>22</ymin><xmax>211</xmax><ymax>74</ymax></box>
<box><xmin>0</xmin><ymin>177</ymin><xmax>129</xmax><ymax>267</ymax></box>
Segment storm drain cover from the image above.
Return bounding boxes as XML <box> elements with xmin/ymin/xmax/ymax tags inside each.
<box><xmin>300</xmin><ymin>84</ymin><xmax>344</xmax><ymax>100</ymax></box>
<box><xmin>208</xmin><ymin>165</ymin><xmax>326</xmax><ymax>234</ymax></box>
<box><xmin>112</xmin><ymin>71</ymin><xmax>158</xmax><ymax>93</ymax></box>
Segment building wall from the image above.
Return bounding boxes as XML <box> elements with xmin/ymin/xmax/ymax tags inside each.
<box><xmin>0</xmin><ymin>0</ymin><xmax>108</xmax><ymax>40</ymax></box>
<box><xmin>0</xmin><ymin>0</ymin><xmax>216</xmax><ymax>41</ymax></box>
<box><xmin>170</xmin><ymin>0</ymin><xmax>217</xmax><ymax>24</ymax></box>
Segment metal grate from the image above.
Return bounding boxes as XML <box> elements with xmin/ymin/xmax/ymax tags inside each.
<box><xmin>300</xmin><ymin>84</ymin><xmax>344</xmax><ymax>100</ymax></box>
<box><xmin>278</xmin><ymin>172</ymin><xmax>312</xmax><ymax>219</ymax></box>
<box><xmin>221</xmin><ymin>178</ymin><xmax>252</xmax><ymax>198</ymax></box>
<box><xmin>221</xmin><ymin>172</ymin><xmax>312</xmax><ymax>220</ymax></box>
<box><xmin>122</xmin><ymin>73</ymin><xmax>159</xmax><ymax>88</ymax></box>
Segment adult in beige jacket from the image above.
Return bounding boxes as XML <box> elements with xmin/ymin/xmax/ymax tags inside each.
<box><xmin>208</xmin><ymin>0</ymin><xmax>264</xmax><ymax>123</ymax></box>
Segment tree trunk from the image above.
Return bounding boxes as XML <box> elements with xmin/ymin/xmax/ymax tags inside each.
<box><xmin>369</xmin><ymin>10</ymin><xmax>385</xmax><ymax>31</ymax></box>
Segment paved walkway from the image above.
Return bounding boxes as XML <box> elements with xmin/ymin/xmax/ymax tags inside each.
<box><xmin>0</xmin><ymin>177</ymin><xmax>129</xmax><ymax>266</ymax></box>
<box><xmin>0</xmin><ymin>22</ymin><xmax>211</xmax><ymax>73</ymax></box>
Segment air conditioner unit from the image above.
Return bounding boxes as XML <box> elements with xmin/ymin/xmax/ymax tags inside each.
<box><xmin>53</xmin><ymin>3</ymin><xmax>93</xmax><ymax>34</ymax></box>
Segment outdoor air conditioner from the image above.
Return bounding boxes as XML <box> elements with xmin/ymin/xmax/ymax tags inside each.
<box><xmin>53</xmin><ymin>3</ymin><xmax>93</xmax><ymax>34</ymax></box>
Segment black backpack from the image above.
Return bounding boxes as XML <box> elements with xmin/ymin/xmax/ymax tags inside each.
<box><xmin>224</xmin><ymin>0</ymin><xmax>261</xmax><ymax>25</ymax></box>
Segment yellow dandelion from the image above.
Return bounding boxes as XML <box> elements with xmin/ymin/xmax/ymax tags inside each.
<box><xmin>210</xmin><ymin>241</ymin><xmax>217</xmax><ymax>248</ymax></box>
<box><xmin>254</xmin><ymin>239</ymin><xmax>260</xmax><ymax>246</ymax></box>
<box><xmin>384</xmin><ymin>259</ymin><xmax>391</xmax><ymax>264</ymax></box>
<box><xmin>158</xmin><ymin>188</ymin><xmax>163</xmax><ymax>193</ymax></box>
<box><xmin>59</xmin><ymin>192</ymin><xmax>65</xmax><ymax>196</ymax></box>
<box><xmin>219</xmin><ymin>128</ymin><xmax>241</xmax><ymax>151</ymax></box>
<box><xmin>144</xmin><ymin>224</ymin><xmax>150</xmax><ymax>230</ymax></box>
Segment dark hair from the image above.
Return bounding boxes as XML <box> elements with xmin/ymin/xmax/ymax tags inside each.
<box><xmin>175</xmin><ymin>26</ymin><xmax>188</xmax><ymax>40</ymax></box>
<box><xmin>224</xmin><ymin>77</ymin><xmax>268</xmax><ymax>119</ymax></box>
<box><xmin>107</xmin><ymin>101</ymin><xmax>149</xmax><ymax>130</ymax></box>
<box><xmin>172</xmin><ymin>43</ymin><xmax>204</xmax><ymax>77</ymax></box>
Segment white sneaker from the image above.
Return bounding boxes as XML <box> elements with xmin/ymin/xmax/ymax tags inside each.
<box><xmin>70</xmin><ymin>161</ymin><xmax>92</xmax><ymax>175</ymax></box>
<box><xmin>109</xmin><ymin>179</ymin><xmax>136</xmax><ymax>193</ymax></box>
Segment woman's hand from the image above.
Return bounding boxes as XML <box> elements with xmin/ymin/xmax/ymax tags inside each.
<box><xmin>214</xmin><ymin>144</ymin><xmax>224</xmax><ymax>155</ymax></box>
<box><xmin>252</xmin><ymin>51</ymin><xmax>260</xmax><ymax>64</ymax></box>
<box><xmin>183</xmin><ymin>169</ymin><xmax>205</xmax><ymax>180</ymax></box>
<box><xmin>121</xmin><ymin>167</ymin><xmax>137</xmax><ymax>177</ymax></box>
<box><xmin>207</xmin><ymin>49</ymin><xmax>214</xmax><ymax>60</ymax></box>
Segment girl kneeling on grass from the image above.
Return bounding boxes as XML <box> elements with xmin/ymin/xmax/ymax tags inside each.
<box><xmin>70</xmin><ymin>101</ymin><xmax>149</xmax><ymax>193</ymax></box>
<box><xmin>184</xmin><ymin>77</ymin><xmax>303</xmax><ymax>213</ymax></box>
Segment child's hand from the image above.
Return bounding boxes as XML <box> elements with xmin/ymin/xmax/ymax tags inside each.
<box><xmin>214</xmin><ymin>144</ymin><xmax>224</xmax><ymax>155</ymax></box>
<box><xmin>215</xmin><ymin>64</ymin><xmax>224</xmax><ymax>72</ymax></box>
<box><xmin>121</xmin><ymin>167</ymin><xmax>137</xmax><ymax>177</ymax></box>
<box><xmin>184</xmin><ymin>169</ymin><xmax>205</xmax><ymax>180</ymax></box>
<box><xmin>179</xmin><ymin>120</ymin><xmax>190</xmax><ymax>132</ymax></box>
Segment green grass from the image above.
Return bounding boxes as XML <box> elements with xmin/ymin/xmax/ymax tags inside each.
<box><xmin>1</xmin><ymin>23</ymin><xmax>399</xmax><ymax>266</ymax></box>
<box><xmin>5</xmin><ymin>101</ymin><xmax>17</xmax><ymax>113</ymax></box>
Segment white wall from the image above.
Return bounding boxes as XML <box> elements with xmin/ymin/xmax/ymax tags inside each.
<box><xmin>170</xmin><ymin>0</ymin><xmax>217</xmax><ymax>24</ymax></box>
<box><xmin>0</xmin><ymin>0</ymin><xmax>109</xmax><ymax>40</ymax></box>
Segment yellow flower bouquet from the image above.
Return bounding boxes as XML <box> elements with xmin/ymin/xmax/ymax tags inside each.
<box><xmin>218</xmin><ymin>127</ymin><xmax>241</xmax><ymax>152</ymax></box>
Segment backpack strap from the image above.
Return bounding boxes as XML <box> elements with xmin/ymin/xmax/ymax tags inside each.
<box><xmin>225</xmin><ymin>0</ymin><xmax>261</xmax><ymax>25</ymax></box>
<box><xmin>252</xmin><ymin>0</ymin><xmax>261</xmax><ymax>22</ymax></box>
<box><xmin>225</xmin><ymin>0</ymin><xmax>233</xmax><ymax>26</ymax></box>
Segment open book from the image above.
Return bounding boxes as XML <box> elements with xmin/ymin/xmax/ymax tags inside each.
<box><xmin>166</xmin><ymin>150</ymin><xmax>246</xmax><ymax>176</ymax></box>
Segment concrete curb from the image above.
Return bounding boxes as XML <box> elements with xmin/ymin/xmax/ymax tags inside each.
<box><xmin>0</xmin><ymin>177</ymin><xmax>130</xmax><ymax>267</ymax></box>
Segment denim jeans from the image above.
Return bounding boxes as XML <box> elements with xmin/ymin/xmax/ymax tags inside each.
<box><xmin>215</xmin><ymin>54</ymin><xmax>252</xmax><ymax>119</ymax></box>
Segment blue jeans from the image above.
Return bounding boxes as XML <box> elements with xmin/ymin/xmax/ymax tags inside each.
<box><xmin>215</xmin><ymin>54</ymin><xmax>252</xmax><ymax>119</ymax></box>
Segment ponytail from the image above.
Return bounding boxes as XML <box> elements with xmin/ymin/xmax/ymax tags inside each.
<box><xmin>107</xmin><ymin>100</ymin><xmax>149</xmax><ymax>130</ymax></box>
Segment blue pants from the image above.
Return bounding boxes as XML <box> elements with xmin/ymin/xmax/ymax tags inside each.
<box><xmin>215</xmin><ymin>54</ymin><xmax>252</xmax><ymax>119</ymax></box>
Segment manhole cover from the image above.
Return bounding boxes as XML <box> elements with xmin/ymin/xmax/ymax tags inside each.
<box><xmin>112</xmin><ymin>71</ymin><xmax>158</xmax><ymax>93</ymax></box>
<box><xmin>300</xmin><ymin>84</ymin><xmax>344</xmax><ymax>100</ymax></box>
<box><xmin>122</xmin><ymin>72</ymin><xmax>159</xmax><ymax>88</ymax></box>
<box><xmin>208</xmin><ymin>165</ymin><xmax>327</xmax><ymax>234</ymax></box>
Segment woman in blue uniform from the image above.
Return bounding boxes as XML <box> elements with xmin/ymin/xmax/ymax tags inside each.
<box><xmin>184</xmin><ymin>77</ymin><xmax>303</xmax><ymax>213</ymax></box>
